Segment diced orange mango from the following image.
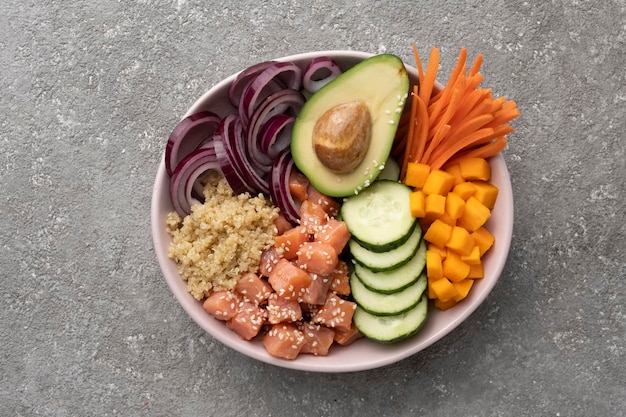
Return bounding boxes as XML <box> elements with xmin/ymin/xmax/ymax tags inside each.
<box><xmin>458</xmin><ymin>196</ymin><xmax>491</xmax><ymax>232</ymax></box>
<box><xmin>445</xmin><ymin>192</ymin><xmax>465</xmax><ymax>219</ymax></box>
<box><xmin>442</xmin><ymin>252</ymin><xmax>470</xmax><ymax>282</ymax></box>
<box><xmin>426</xmin><ymin>249</ymin><xmax>444</xmax><ymax>281</ymax></box>
<box><xmin>444</xmin><ymin>163</ymin><xmax>464</xmax><ymax>186</ymax></box>
<box><xmin>437</xmin><ymin>212</ymin><xmax>457</xmax><ymax>226</ymax></box>
<box><xmin>467</xmin><ymin>262</ymin><xmax>485</xmax><ymax>279</ymax></box>
<box><xmin>430</xmin><ymin>278</ymin><xmax>458</xmax><ymax>302</ymax></box>
<box><xmin>422</xmin><ymin>169</ymin><xmax>456</xmax><ymax>195</ymax></box>
<box><xmin>452</xmin><ymin>279</ymin><xmax>474</xmax><ymax>302</ymax></box>
<box><xmin>423</xmin><ymin>219</ymin><xmax>453</xmax><ymax>248</ymax></box>
<box><xmin>405</xmin><ymin>162</ymin><xmax>431</xmax><ymax>189</ymax></box>
<box><xmin>460</xmin><ymin>245</ymin><xmax>481</xmax><ymax>265</ymax></box>
<box><xmin>427</xmin><ymin>244</ymin><xmax>448</xmax><ymax>259</ymax></box>
<box><xmin>434</xmin><ymin>297</ymin><xmax>458</xmax><ymax>311</ymax></box>
<box><xmin>425</xmin><ymin>193</ymin><xmax>446</xmax><ymax>218</ymax></box>
<box><xmin>459</xmin><ymin>157</ymin><xmax>491</xmax><ymax>181</ymax></box>
<box><xmin>452</xmin><ymin>181</ymin><xmax>477</xmax><ymax>200</ymax></box>
<box><xmin>471</xmin><ymin>181</ymin><xmax>499</xmax><ymax>210</ymax></box>
<box><xmin>409</xmin><ymin>190</ymin><xmax>426</xmax><ymax>218</ymax></box>
<box><xmin>446</xmin><ymin>226</ymin><xmax>474</xmax><ymax>256</ymax></box>
<box><xmin>471</xmin><ymin>226</ymin><xmax>496</xmax><ymax>256</ymax></box>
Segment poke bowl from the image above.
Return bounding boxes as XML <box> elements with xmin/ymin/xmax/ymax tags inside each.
<box><xmin>151</xmin><ymin>50</ymin><xmax>514</xmax><ymax>373</ymax></box>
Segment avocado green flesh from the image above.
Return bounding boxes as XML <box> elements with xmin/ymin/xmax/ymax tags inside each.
<box><xmin>291</xmin><ymin>54</ymin><xmax>410</xmax><ymax>197</ymax></box>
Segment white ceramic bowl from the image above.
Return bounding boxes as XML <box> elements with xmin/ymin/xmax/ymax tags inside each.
<box><xmin>151</xmin><ymin>50</ymin><xmax>514</xmax><ymax>373</ymax></box>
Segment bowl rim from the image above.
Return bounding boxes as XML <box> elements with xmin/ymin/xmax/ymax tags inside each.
<box><xmin>151</xmin><ymin>50</ymin><xmax>514</xmax><ymax>373</ymax></box>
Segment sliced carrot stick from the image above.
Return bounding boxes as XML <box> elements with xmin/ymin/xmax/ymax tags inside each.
<box><xmin>412</xmin><ymin>43</ymin><xmax>425</xmax><ymax>92</ymax></box>
<box><xmin>469</xmin><ymin>53</ymin><xmax>483</xmax><ymax>77</ymax></box>
<box><xmin>428</xmin><ymin>50</ymin><xmax>467</xmax><ymax>127</ymax></box>
<box><xmin>463</xmin><ymin>73</ymin><xmax>484</xmax><ymax>95</ymax></box>
<box><xmin>429</xmin><ymin>75</ymin><xmax>467</xmax><ymax>136</ymax></box>
<box><xmin>421</xmin><ymin>124</ymin><xmax>451</xmax><ymax>164</ymax></box>
<box><xmin>444</xmin><ymin>137</ymin><xmax>508</xmax><ymax>168</ymax></box>
<box><xmin>428</xmin><ymin>127</ymin><xmax>495</xmax><ymax>170</ymax></box>
<box><xmin>447</xmin><ymin>88</ymin><xmax>491</xmax><ymax>128</ymax></box>
<box><xmin>438</xmin><ymin>113</ymin><xmax>495</xmax><ymax>151</ymax></box>
<box><xmin>419</xmin><ymin>47</ymin><xmax>440</xmax><ymax>104</ymax></box>
<box><xmin>485</xmin><ymin>106</ymin><xmax>520</xmax><ymax>129</ymax></box>
<box><xmin>400</xmin><ymin>86</ymin><xmax>420</xmax><ymax>179</ymax></box>
<box><xmin>413</xmin><ymin>95</ymin><xmax>430</xmax><ymax>164</ymax></box>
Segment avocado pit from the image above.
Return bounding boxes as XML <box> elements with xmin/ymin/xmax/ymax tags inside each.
<box><xmin>312</xmin><ymin>100</ymin><xmax>372</xmax><ymax>174</ymax></box>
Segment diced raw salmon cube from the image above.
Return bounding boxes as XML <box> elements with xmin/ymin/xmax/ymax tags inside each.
<box><xmin>267</xmin><ymin>258</ymin><xmax>312</xmax><ymax>300</ymax></box>
<box><xmin>267</xmin><ymin>293</ymin><xmax>303</xmax><ymax>324</ymax></box>
<box><xmin>300</xmin><ymin>322</ymin><xmax>336</xmax><ymax>356</ymax></box>
<box><xmin>300</xmin><ymin>303</ymin><xmax>322</xmax><ymax>319</ymax></box>
<box><xmin>297</xmin><ymin>241</ymin><xmax>338</xmax><ymax>276</ymax></box>
<box><xmin>274</xmin><ymin>213</ymin><xmax>294</xmax><ymax>235</ymax></box>
<box><xmin>259</xmin><ymin>247</ymin><xmax>281</xmax><ymax>277</ymax></box>
<box><xmin>328</xmin><ymin>260</ymin><xmax>351</xmax><ymax>296</ymax></box>
<box><xmin>274</xmin><ymin>225</ymin><xmax>310</xmax><ymax>260</ymax></box>
<box><xmin>312</xmin><ymin>293</ymin><xmax>357</xmax><ymax>331</ymax></box>
<box><xmin>300</xmin><ymin>200</ymin><xmax>328</xmax><ymax>235</ymax></box>
<box><xmin>333</xmin><ymin>323</ymin><xmax>363</xmax><ymax>346</ymax></box>
<box><xmin>202</xmin><ymin>290</ymin><xmax>242</xmax><ymax>321</ymax></box>
<box><xmin>288</xmin><ymin>169</ymin><xmax>310</xmax><ymax>202</ymax></box>
<box><xmin>235</xmin><ymin>272</ymin><xmax>273</xmax><ymax>305</ymax></box>
<box><xmin>306</xmin><ymin>185</ymin><xmax>340</xmax><ymax>217</ymax></box>
<box><xmin>300</xmin><ymin>273</ymin><xmax>332</xmax><ymax>305</ymax></box>
<box><xmin>226</xmin><ymin>300</ymin><xmax>267</xmax><ymax>341</ymax></box>
<box><xmin>263</xmin><ymin>323</ymin><xmax>306</xmax><ymax>360</ymax></box>
<box><xmin>314</xmin><ymin>217</ymin><xmax>351</xmax><ymax>255</ymax></box>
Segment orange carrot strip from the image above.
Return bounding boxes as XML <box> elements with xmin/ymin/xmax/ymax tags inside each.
<box><xmin>430</xmin><ymin>75</ymin><xmax>467</xmax><ymax>136</ymax></box>
<box><xmin>459</xmin><ymin>92</ymin><xmax>495</xmax><ymax>124</ymax></box>
<box><xmin>485</xmin><ymin>107</ymin><xmax>520</xmax><ymax>129</ymax></box>
<box><xmin>457</xmin><ymin>124</ymin><xmax>514</xmax><ymax>150</ymax></box>
<box><xmin>413</xmin><ymin>95</ymin><xmax>430</xmax><ymax>163</ymax></box>
<box><xmin>469</xmin><ymin>53</ymin><xmax>483</xmax><ymax>77</ymax></box>
<box><xmin>419</xmin><ymin>47</ymin><xmax>440</xmax><ymax>104</ymax></box>
<box><xmin>401</xmin><ymin>86</ymin><xmax>420</xmax><ymax>179</ymax></box>
<box><xmin>412</xmin><ymin>43</ymin><xmax>425</xmax><ymax>92</ymax></box>
<box><xmin>428</xmin><ymin>127</ymin><xmax>495</xmax><ymax>170</ymax></box>
<box><xmin>447</xmin><ymin>88</ymin><xmax>491</xmax><ymax>128</ymax></box>
<box><xmin>421</xmin><ymin>124</ymin><xmax>451</xmax><ymax>164</ymax></box>
<box><xmin>464</xmin><ymin>73</ymin><xmax>484</xmax><ymax>95</ymax></box>
<box><xmin>438</xmin><ymin>113</ymin><xmax>495</xmax><ymax>151</ymax></box>
<box><xmin>444</xmin><ymin>137</ymin><xmax>508</xmax><ymax>168</ymax></box>
<box><xmin>428</xmin><ymin>49</ymin><xmax>467</xmax><ymax>127</ymax></box>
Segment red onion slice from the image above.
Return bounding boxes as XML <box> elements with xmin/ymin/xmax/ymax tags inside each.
<box><xmin>302</xmin><ymin>56</ymin><xmax>342</xmax><ymax>94</ymax></box>
<box><xmin>213</xmin><ymin>130</ymin><xmax>255</xmax><ymax>197</ymax></box>
<box><xmin>169</xmin><ymin>147</ymin><xmax>221</xmax><ymax>217</ymax></box>
<box><xmin>215</xmin><ymin>115</ymin><xmax>270</xmax><ymax>195</ymax></box>
<box><xmin>228</xmin><ymin>60</ymin><xmax>279</xmax><ymax>108</ymax></box>
<box><xmin>165</xmin><ymin>111</ymin><xmax>221</xmax><ymax>176</ymax></box>
<box><xmin>259</xmin><ymin>114</ymin><xmax>295</xmax><ymax>158</ymax></box>
<box><xmin>239</xmin><ymin>62</ymin><xmax>302</xmax><ymax>125</ymax></box>
<box><xmin>246</xmin><ymin>89</ymin><xmax>305</xmax><ymax>169</ymax></box>
<box><xmin>270</xmin><ymin>150</ymin><xmax>300</xmax><ymax>225</ymax></box>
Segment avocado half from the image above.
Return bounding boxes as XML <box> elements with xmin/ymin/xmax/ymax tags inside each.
<box><xmin>290</xmin><ymin>54</ymin><xmax>409</xmax><ymax>197</ymax></box>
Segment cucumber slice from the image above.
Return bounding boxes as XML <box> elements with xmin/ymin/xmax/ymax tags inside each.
<box><xmin>348</xmin><ymin>223</ymin><xmax>422</xmax><ymax>272</ymax></box>
<box><xmin>349</xmin><ymin>271</ymin><xmax>427</xmax><ymax>315</ymax></box>
<box><xmin>353</xmin><ymin>295</ymin><xmax>429</xmax><ymax>343</ymax></box>
<box><xmin>354</xmin><ymin>239</ymin><xmax>426</xmax><ymax>294</ymax></box>
<box><xmin>377</xmin><ymin>157</ymin><xmax>401</xmax><ymax>182</ymax></box>
<box><xmin>341</xmin><ymin>180</ymin><xmax>415</xmax><ymax>252</ymax></box>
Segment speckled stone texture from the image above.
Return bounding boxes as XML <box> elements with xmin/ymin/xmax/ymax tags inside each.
<box><xmin>1</xmin><ymin>1</ymin><xmax>624</xmax><ymax>416</ymax></box>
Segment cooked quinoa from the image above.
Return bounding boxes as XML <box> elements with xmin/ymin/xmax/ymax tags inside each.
<box><xmin>166</xmin><ymin>171</ymin><xmax>279</xmax><ymax>301</ymax></box>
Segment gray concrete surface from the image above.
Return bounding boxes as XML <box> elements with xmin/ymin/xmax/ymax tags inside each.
<box><xmin>1</xmin><ymin>1</ymin><xmax>624</xmax><ymax>416</ymax></box>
